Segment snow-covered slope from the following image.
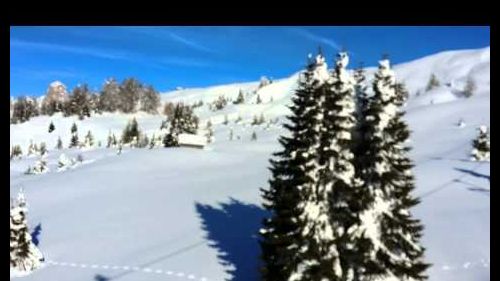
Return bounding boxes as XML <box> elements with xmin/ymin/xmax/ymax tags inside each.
<box><xmin>10</xmin><ymin>47</ymin><xmax>490</xmax><ymax>281</ymax></box>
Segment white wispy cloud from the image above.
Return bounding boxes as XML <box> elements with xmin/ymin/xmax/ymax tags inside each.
<box><xmin>290</xmin><ymin>28</ymin><xmax>341</xmax><ymax>51</ymax></box>
<box><xmin>166</xmin><ymin>31</ymin><xmax>215</xmax><ymax>54</ymax></box>
<box><xmin>11</xmin><ymin>38</ymin><xmax>221</xmax><ymax>69</ymax></box>
<box><xmin>158</xmin><ymin>57</ymin><xmax>213</xmax><ymax>68</ymax></box>
<box><xmin>10</xmin><ymin>39</ymin><xmax>129</xmax><ymax>60</ymax></box>
<box><xmin>124</xmin><ymin>27</ymin><xmax>216</xmax><ymax>54</ymax></box>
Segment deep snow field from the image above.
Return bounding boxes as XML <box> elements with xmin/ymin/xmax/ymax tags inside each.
<box><xmin>10</xmin><ymin>47</ymin><xmax>490</xmax><ymax>281</ymax></box>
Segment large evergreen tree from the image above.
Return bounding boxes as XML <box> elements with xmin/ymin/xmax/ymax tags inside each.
<box><xmin>65</xmin><ymin>84</ymin><xmax>92</xmax><ymax>119</ymax></box>
<box><xmin>260</xmin><ymin>52</ymin><xmax>326</xmax><ymax>281</ymax></box>
<box><xmin>139</xmin><ymin>85</ymin><xmax>160</xmax><ymax>114</ymax></box>
<box><xmin>11</xmin><ymin>97</ymin><xmax>39</xmax><ymax>124</ymax></box>
<box><xmin>357</xmin><ymin>58</ymin><xmax>429</xmax><ymax>280</ymax></box>
<box><xmin>119</xmin><ymin>78</ymin><xmax>142</xmax><ymax>113</ymax></box>
<box><xmin>99</xmin><ymin>78</ymin><xmax>121</xmax><ymax>112</ymax></box>
<box><xmin>10</xmin><ymin>191</ymin><xmax>44</xmax><ymax>273</ymax></box>
<box><xmin>299</xmin><ymin>51</ymin><xmax>362</xmax><ymax>280</ymax></box>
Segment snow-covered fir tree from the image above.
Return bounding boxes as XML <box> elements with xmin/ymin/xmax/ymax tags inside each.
<box><xmin>471</xmin><ymin>125</ymin><xmax>490</xmax><ymax>161</ymax></box>
<box><xmin>117</xmin><ymin>142</ymin><xmax>123</xmax><ymax>155</ymax></box>
<box><xmin>69</xmin><ymin>122</ymin><xmax>79</xmax><ymax>148</ymax></box>
<box><xmin>121</xmin><ymin>118</ymin><xmax>141</xmax><ymax>145</ymax></box>
<box><xmin>84</xmin><ymin>130</ymin><xmax>95</xmax><ymax>148</ymax></box>
<box><xmin>252</xmin><ymin>113</ymin><xmax>266</xmax><ymax>126</ymax></box>
<box><xmin>463</xmin><ymin>76</ymin><xmax>476</xmax><ymax>98</ymax></box>
<box><xmin>233</xmin><ymin>89</ymin><xmax>245</xmax><ymax>104</ymax></box>
<box><xmin>163</xmin><ymin>103</ymin><xmax>199</xmax><ymax>147</ymax></box>
<box><xmin>205</xmin><ymin>127</ymin><xmax>214</xmax><ymax>144</ymax></box>
<box><xmin>76</xmin><ymin>154</ymin><xmax>84</xmax><ymax>163</ymax></box>
<box><xmin>356</xmin><ymin>58</ymin><xmax>429</xmax><ymax>280</ymax></box>
<box><xmin>48</xmin><ymin>121</ymin><xmax>55</xmax><ymax>133</ymax></box>
<box><xmin>256</xmin><ymin>94</ymin><xmax>263</xmax><ymax>104</ymax></box>
<box><xmin>10</xmin><ymin>191</ymin><xmax>44</xmax><ymax>274</ymax></box>
<box><xmin>260</xmin><ymin>51</ymin><xmax>326</xmax><ymax>281</ymax></box>
<box><xmin>353</xmin><ymin>62</ymin><xmax>369</xmax><ymax>136</ymax></box>
<box><xmin>295</xmin><ymin>51</ymin><xmax>362</xmax><ymax>280</ymax></box>
<box><xmin>39</xmin><ymin>142</ymin><xmax>47</xmax><ymax>156</ymax></box>
<box><xmin>107</xmin><ymin>130</ymin><xmax>113</xmax><ymax>148</ymax></box>
<box><xmin>11</xmin><ymin>145</ymin><xmax>23</xmax><ymax>160</ymax></box>
<box><xmin>251</xmin><ymin>131</ymin><xmax>257</xmax><ymax>141</ymax></box>
<box><xmin>252</xmin><ymin>115</ymin><xmax>259</xmax><ymax>125</ymax></box>
<box><xmin>112</xmin><ymin>134</ymin><xmax>118</xmax><ymax>147</ymax></box>
<box><xmin>425</xmin><ymin>73</ymin><xmax>440</xmax><ymax>91</ymax></box>
<box><xmin>27</xmin><ymin>140</ymin><xmax>36</xmax><ymax>156</ymax></box>
<box><xmin>56</xmin><ymin>136</ymin><xmax>63</xmax><ymax>150</ymax></box>
<box><xmin>149</xmin><ymin>134</ymin><xmax>156</xmax><ymax>149</ymax></box>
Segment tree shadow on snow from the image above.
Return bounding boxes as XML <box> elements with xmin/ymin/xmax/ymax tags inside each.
<box><xmin>454</xmin><ymin>167</ymin><xmax>490</xmax><ymax>182</ymax></box>
<box><xmin>31</xmin><ymin>223</ymin><xmax>42</xmax><ymax>246</ymax></box>
<box><xmin>94</xmin><ymin>274</ymin><xmax>111</xmax><ymax>281</ymax></box>
<box><xmin>195</xmin><ymin>198</ymin><xmax>269</xmax><ymax>281</ymax></box>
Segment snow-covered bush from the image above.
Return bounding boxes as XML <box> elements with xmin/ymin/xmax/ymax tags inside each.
<box><xmin>57</xmin><ymin>153</ymin><xmax>74</xmax><ymax>171</ymax></box>
<box><xmin>471</xmin><ymin>125</ymin><xmax>490</xmax><ymax>161</ymax></box>
<box><xmin>211</xmin><ymin>95</ymin><xmax>228</xmax><ymax>111</ymax></box>
<box><xmin>25</xmin><ymin>159</ymin><xmax>49</xmax><ymax>175</ymax></box>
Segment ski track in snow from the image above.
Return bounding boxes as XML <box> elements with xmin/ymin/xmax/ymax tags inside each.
<box><xmin>44</xmin><ymin>260</ymin><xmax>211</xmax><ymax>280</ymax></box>
<box><xmin>43</xmin><ymin>257</ymin><xmax>489</xmax><ymax>278</ymax></box>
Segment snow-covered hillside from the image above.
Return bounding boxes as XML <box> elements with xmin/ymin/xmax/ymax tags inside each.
<box><xmin>10</xmin><ymin>47</ymin><xmax>490</xmax><ymax>281</ymax></box>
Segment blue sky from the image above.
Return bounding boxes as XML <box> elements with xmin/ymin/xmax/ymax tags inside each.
<box><xmin>10</xmin><ymin>26</ymin><xmax>489</xmax><ymax>97</ymax></box>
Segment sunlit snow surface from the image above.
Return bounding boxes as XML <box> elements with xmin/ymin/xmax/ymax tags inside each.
<box><xmin>10</xmin><ymin>47</ymin><xmax>489</xmax><ymax>281</ymax></box>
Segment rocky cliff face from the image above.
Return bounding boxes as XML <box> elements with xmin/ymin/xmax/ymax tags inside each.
<box><xmin>45</xmin><ymin>81</ymin><xmax>68</xmax><ymax>103</ymax></box>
